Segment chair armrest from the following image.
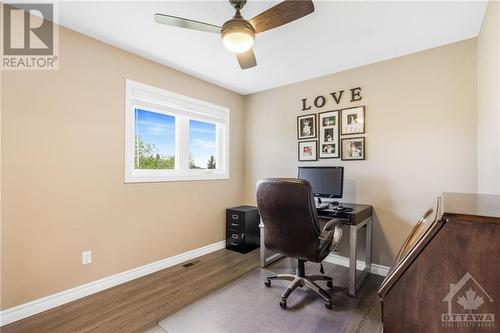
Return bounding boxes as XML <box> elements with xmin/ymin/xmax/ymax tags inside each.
<box><xmin>319</xmin><ymin>218</ymin><xmax>344</xmax><ymax>252</ymax></box>
<box><xmin>323</xmin><ymin>218</ymin><xmax>342</xmax><ymax>231</ymax></box>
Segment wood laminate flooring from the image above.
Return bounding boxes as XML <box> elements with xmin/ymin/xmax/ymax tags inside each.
<box><xmin>2</xmin><ymin>249</ymin><xmax>383</xmax><ymax>333</ymax></box>
<box><xmin>1</xmin><ymin>249</ymin><xmax>260</xmax><ymax>333</ymax></box>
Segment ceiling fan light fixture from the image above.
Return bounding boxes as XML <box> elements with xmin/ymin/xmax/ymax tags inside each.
<box><xmin>154</xmin><ymin>0</ymin><xmax>315</xmax><ymax>69</ymax></box>
<box><xmin>221</xmin><ymin>19</ymin><xmax>255</xmax><ymax>53</ymax></box>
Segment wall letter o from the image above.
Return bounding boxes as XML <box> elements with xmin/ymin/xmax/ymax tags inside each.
<box><xmin>314</xmin><ymin>96</ymin><xmax>326</xmax><ymax>108</ymax></box>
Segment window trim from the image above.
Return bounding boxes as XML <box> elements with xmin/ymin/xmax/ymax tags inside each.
<box><xmin>125</xmin><ymin>79</ymin><xmax>230</xmax><ymax>183</ymax></box>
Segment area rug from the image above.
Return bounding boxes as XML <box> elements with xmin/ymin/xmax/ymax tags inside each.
<box><xmin>158</xmin><ymin>260</ymin><xmax>382</xmax><ymax>333</ymax></box>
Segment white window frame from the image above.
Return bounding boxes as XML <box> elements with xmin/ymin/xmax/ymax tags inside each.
<box><xmin>125</xmin><ymin>79</ymin><xmax>230</xmax><ymax>183</ymax></box>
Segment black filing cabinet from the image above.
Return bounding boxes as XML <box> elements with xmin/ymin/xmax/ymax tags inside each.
<box><xmin>226</xmin><ymin>206</ymin><xmax>260</xmax><ymax>254</ymax></box>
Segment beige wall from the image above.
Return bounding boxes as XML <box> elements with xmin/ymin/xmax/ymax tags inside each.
<box><xmin>1</xmin><ymin>26</ymin><xmax>245</xmax><ymax>309</ymax></box>
<box><xmin>243</xmin><ymin>39</ymin><xmax>478</xmax><ymax>267</ymax></box>
<box><xmin>477</xmin><ymin>1</ymin><xmax>500</xmax><ymax>194</ymax></box>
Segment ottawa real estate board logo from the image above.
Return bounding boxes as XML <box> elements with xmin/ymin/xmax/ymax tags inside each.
<box><xmin>1</xmin><ymin>2</ymin><xmax>59</xmax><ymax>70</ymax></box>
<box><xmin>442</xmin><ymin>272</ymin><xmax>495</xmax><ymax>329</ymax></box>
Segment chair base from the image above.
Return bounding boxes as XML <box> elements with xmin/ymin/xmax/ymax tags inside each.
<box><xmin>264</xmin><ymin>260</ymin><xmax>333</xmax><ymax>309</ymax></box>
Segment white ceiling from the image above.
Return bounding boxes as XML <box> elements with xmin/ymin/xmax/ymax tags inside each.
<box><xmin>58</xmin><ymin>1</ymin><xmax>488</xmax><ymax>95</ymax></box>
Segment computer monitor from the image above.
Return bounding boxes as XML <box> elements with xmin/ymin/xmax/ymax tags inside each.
<box><xmin>297</xmin><ymin>166</ymin><xmax>344</xmax><ymax>198</ymax></box>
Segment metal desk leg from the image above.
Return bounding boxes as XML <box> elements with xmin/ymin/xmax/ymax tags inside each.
<box><xmin>365</xmin><ymin>217</ymin><xmax>372</xmax><ymax>272</ymax></box>
<box><xmin>349</xmin><ymin>224</ymin><xmax>357</xmax><ymax>297</ymax></box>
<box><xmin>260</xmin><ymin>222</ymin><xmax>266</xmax><ymax>267</ymax></box>
<box><xmin>260</xmin><ymin>221</ymin><xmax>284</xmax><ymax>267</ymax></box>
<box><xmin>348</xmin><ymin>217</ymin><xmax>373</xmax><ymax>297</ymax></box>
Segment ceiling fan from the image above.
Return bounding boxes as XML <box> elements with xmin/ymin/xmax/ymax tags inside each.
<box><xmin>154</xmin><ymin>0</ymin><xmax>315</xmax><ymax>70</ymax></box>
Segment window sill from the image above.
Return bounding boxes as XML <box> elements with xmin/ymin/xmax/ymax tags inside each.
<box><xmin>124</xmin><ymin>171</ymin><xmax>230</xmax><ymax>183</ymax></box>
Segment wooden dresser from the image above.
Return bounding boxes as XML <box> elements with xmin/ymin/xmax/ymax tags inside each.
<box><xmin>378</xmin><ymin>193</ymin><xmax>500</xmax><ymax>332</ymax></box>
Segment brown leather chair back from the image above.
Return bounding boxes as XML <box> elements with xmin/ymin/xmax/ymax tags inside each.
<box><xmin>256</xmin><ymin>178</ymin><xmax>329</xmax><ymax>263</ymax></box>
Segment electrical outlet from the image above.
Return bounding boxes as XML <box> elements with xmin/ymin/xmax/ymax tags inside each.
<box><xmin>81</xmin><ymin>250</ymin><xmax>92</xmax><ymax>265</ymax></box>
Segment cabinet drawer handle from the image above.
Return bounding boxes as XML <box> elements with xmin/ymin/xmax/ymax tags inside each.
<box><xmin>232</xmin><ymin>214</ymin><xmax>239</xmax><ymax>220</ymax></box>
<box><xmin>230</xmin><ymin>242</ymin><xmax>238</xmax><ymax>246</ymax></box>
<box><xmin>231</xmin><ymin>234</ymin><xmax>238</xmax><ymax>239</ymax></box>
<box><xmin>231</xmin><ymin>222</ymin><xmax>239</xmax><ymax>227</ymax></box>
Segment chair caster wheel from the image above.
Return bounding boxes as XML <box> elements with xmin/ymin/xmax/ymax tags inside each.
<box><xmin>327</xmin><ymin>281</ymin><xmax>333</xmax><ymax>288</ymax></box>
<box><xmin>265</xmin><ymin>280</ymin><xmax>271</xmax><ymax>288</ymax></box>
<box><xmin>280</xmin><ymin>300</ymin><xmax>287</xmax><ymax>309</ymax></box>
<box><xmin>325</xmin><ymin>301</ymin><xmax>333</xmax><ymax>310</ymax></box>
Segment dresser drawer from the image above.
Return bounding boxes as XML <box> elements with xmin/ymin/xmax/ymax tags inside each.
<box><xmin>227</xmin><ymin>231</ymin><xmax>245</xmax><ymax>242</ymax></box>
<box><xmin>226</xmin><ymin>211</ymin><xmax>245</xmax><ymax>230</ymax></box>
<box><xmin>226</xmin><ymin>231</ymin><xmax>245</xmax><ymax>251</ymax></box>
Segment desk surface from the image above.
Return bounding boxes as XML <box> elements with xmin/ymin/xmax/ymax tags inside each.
<box><xmin>318</xmin><ymin>203</ymin><xmax>372</xmax><ymax>225</ymax></box>
<box><xmin>442</xmin><ymin>192</ymin><xmax>500</xmax><ymax>221</ymax></box>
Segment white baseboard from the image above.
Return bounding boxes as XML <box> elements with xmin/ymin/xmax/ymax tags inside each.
<box><xmin>324</xmin><ymin>253</ymin><xmax>390</xmax><ymax>277</ymax></box>
<box><xmin>0</xmin><ymin>240</ymin><xmax>226</xmax><ymax>327</ymax></box>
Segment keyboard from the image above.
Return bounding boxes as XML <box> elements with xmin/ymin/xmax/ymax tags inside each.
<box><xmin>317</xmin><ymin>208</ymin><xmax>352</xmax><ymax>221</ymax></box>
<box><xmin>316</xmin><ymin>203</ymin><xmax>329</xmax><ymax>210</ymax></box>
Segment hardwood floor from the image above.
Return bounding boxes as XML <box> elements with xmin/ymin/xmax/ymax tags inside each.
<box><xmin>1</xmin><ymin>249</ymin><xmax>260</xmax><ymax>333</ymax></box>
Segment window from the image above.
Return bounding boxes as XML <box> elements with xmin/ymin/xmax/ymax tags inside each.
<box><xmin>125</xmin><ymin>80</ymin><xmax>229</xmax><ymax>182</ymax></box>
<box><xmin>189</xmin><ymin>119</ymin><xmax>217</xmax><ymax>169</ymax></box>
<box><xmin>135</xmin><ymin>109</ymin><xmax>175</xmax><ymax>170</ymax></box>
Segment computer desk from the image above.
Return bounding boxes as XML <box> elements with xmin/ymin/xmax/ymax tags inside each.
<box><xmin>260</xmin><ymin>203</ymin><xmax>373</xmax><ymax>297</ymax></box>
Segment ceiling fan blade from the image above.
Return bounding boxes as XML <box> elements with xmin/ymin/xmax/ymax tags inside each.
<box><xmin>249</xmin><ymin>0</ymin><xmax>314</xmax><ymax>34</ymax></box>
<box><xmin>236</xmin><ymin>49</ymin><xmax>257</xmax><ymax>69</ymax></box>
<box><xmin>154</xmin><ymin>13</ymin><xmax>221</xmax><ymax>33</ymax></box>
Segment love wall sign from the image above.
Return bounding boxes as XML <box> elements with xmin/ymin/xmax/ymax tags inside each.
<box><xmin>301</xmin><ymin>87</ymin><xmax>362</xmax><ymax>111</ymax></box>
<box><xmin>297</xmin><ymin>87</ymin><xmax>366</xmax><ymax>161</ymax></box>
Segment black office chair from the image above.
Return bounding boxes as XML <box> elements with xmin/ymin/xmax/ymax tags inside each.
<box><xmin>256</xmin><ymin>178</ymin><xmax>343</xmax><ymax>309</ymax></box>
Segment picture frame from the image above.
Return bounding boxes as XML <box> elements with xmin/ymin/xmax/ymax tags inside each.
<box><xmin>318</xmin><ymin>110</ymin><xmax>340</xmax><ymax>159</ymax></box>
<box><xmin>297</xmin><ymin>114</ymin><xmax>317</xmax><ymax>140</ymax></box>
<box><xmin>341</xmin><ymin>137</ymin><xmax>365</xmax><ymax>161</ymax></box>
<box><xmin>298</xmin><ymin>140</ymin><xmax>318</xmax><ymax>161</ymax></box>
<box><xmin>341</xmin><ymin>106</ymin><xmax>365</xmax><ymax>135</ymax></box>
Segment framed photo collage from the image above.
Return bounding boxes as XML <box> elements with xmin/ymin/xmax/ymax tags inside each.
<box><xmin>297</xmin><ymin>106</ymin><xmax>366</xmax><ymax>161</ymax></box>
